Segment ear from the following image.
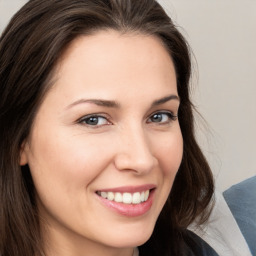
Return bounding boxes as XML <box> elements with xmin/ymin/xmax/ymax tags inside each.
<box><xmin>20</xmin><ymin>141</ymin><xmax>29</xmax><ymax>166</ymax></box>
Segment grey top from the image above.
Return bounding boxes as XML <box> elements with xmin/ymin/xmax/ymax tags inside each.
<box><xmin>224</xmin><ymin>176</ymin><xmax>256</xmax><ymax>256</ymax></box>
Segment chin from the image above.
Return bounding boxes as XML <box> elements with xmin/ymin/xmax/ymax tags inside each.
<box><xmin>102</xmin><ymin>223</ymin><xmax>155</xmax><ymax>249</ymax></box>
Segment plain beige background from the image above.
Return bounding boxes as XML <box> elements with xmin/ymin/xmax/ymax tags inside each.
<box><xmin>1</xmin><ymin>0</ymin><xmax>255</xmax><ymax>191</ymax></box>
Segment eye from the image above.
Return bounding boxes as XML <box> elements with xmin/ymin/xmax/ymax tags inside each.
<box><xmin>147</xmin><ymin>111</ymin><xmax>177</xmax><ymax>124</ymax></box>
<box><xmin>78</xmin><ymin>115</ymin><xmax>111</xmax><ymax>127</ymax></box>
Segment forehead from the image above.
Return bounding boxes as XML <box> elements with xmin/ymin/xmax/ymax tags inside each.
<box><xmin>60</xmin><ymin>30</ymin><xmax>172</xmax><ymax>63</ymax></box>
<box><xmin>47</xmin><ymin>30</ymin><xmax>177</xmax><ymax>105</ymax></box>
<box><xmin>57</xmin><ymin>30</ymin><xmax>174</xmax><ymax>74</ymax></box>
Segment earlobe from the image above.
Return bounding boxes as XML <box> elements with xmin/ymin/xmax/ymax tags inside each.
<box><xmin>20</xmin><ymin>142</ymin><xmax>28</xmax><ymax>166</ymax></box>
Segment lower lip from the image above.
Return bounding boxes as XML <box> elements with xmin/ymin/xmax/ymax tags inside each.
<box><xmin>96</xmin><ymin>190</ymin><xmax>155</xmax><ymax>217</ymax></box>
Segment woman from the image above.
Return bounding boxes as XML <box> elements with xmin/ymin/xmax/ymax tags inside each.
<box><xmin>0</xmin><ymin>0</ymin><xmax>215</xmax><ymax>255</ymax></box>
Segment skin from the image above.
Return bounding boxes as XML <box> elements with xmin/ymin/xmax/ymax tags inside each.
<box><xmin>20</xmin><ymin>30</ymin><xmax>183</xmax><ymax>256</ymax></box>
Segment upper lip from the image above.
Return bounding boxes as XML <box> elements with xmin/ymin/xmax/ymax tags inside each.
<box><xmin>96</xmin><ymin>184</ymin><xmax>156</xmax><ymax>193</ymax></box>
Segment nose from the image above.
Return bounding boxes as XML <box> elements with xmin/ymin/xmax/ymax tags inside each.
<box><xmin>114</xmin><ymin>126</ymin><xmax>157</xmax><ymax>175</ymax></box>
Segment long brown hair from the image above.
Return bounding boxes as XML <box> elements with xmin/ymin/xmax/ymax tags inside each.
<box><xmin>0</xmin><ymin>0</ymin><xmax>214</xmax><ymax>255</ymax></box>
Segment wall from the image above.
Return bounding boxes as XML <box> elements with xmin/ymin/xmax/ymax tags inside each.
<box><xmin>1</xmin><ymin>0</ymin><xmax>255</xmax><ymax>191</ymax></box>
<box><xmin>159</xmin><ymin>0</ymin><xmax>256</xmax><ymax>190</ymax></box>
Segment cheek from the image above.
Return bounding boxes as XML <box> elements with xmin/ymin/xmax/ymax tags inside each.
<box><xmin>154</xmin><ymin>130</ymin><xmax>183</xmax><ymax>177</ymax></box>
<box><xmin>26</xmin><ymin>129</ymin><xmax>118</xmax><ymax>234</ymax></box>
<box><xmin>149</xmin><ymin>129</ymin><xmax>183</xmax><ymax>218</ymax></box>
<box><xmin>27</xmin><ymin>128</ymin><xmax>114</xmax><ymax>197</ymax></box>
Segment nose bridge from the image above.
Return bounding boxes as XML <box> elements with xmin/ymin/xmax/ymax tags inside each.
<box><xmin>114</xmin><ymin>123</ymin><xmax>156</xmax><ymax>173</ymax></box>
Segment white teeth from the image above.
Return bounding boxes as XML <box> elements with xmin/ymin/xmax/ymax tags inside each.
<box><xmin>140</xmin><ymin>191</ymin><xmax>145</xmax><ymax>202</ymax></box>
<box><xmin>132</xmin><ymin>192</ymin><xmax>141</xmax><ymax>204</ymax></box>
<box><xmin>114</xmin><ymin>192</ymin><xmax>122</xmax><ymax>203</ymax></box>
<box><xmin>99</xmin><ymin>190</ymin><xmax>151</xmax><ymax>204</ymax></box>
<box><xmin>123</xmin><ymin>193</ymin><xmax>132</xmax><ymax>204</ymax></box>
<box><xmin>145</xmin><ymin>190</ymin><xmax>149</xmax><ymax>201</ymax></box>
<box><xmin>107</xmin><ymin>192</ymin><xmax>114</xmax><ymax>201</ymax></box>
<box><xmin>101</xmin><ymin>191</ymin><xmax>108</xmax><ymax>199</ymax></box>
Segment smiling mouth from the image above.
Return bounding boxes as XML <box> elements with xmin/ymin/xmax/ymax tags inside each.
<box><xmin>96</xmin><ymin>190</ymin><xmax>152</xmax><ymax>204</ymax></box>
<box><xmin>96</xmin><ymin>186</ymin><xmax>156</xmax><ymax>216</ymax></box>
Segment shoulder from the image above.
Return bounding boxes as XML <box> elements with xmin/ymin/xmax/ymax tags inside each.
<box><xmin>223</xmin><ymin>176</ymin><xmax>256</xmax><ymax>255</ymax></box>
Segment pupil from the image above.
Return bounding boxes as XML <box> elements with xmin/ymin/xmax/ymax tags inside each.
<box><xmin>87</xmin><ymin>117</ymin><xmax>98</xmax><ymax>125</ymax></box>
<box><xmin>152</xmin><ymin>114</ymin><xmax>162</xmax><ymax>122</ymax></box>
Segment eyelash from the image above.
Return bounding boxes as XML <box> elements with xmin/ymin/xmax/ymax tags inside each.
<box><xmin>77</xmin><ymin>111</ymin><xmax>178</xmax><ymax>128</ymax></box>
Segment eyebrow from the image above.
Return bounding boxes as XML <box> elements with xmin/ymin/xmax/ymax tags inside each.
<box><xmin>151</xmin><ymin>94</ymin><xmax>180</xmax><ymax>107</ymax></box>
<box><xmin>66</xmin><ymin>94</ymin><xmax>179</xmax><ymax>110</ymax></box>
<box><xmin>66</xmin><ymin>99</ymin><xmax>120</xmax><ymax>109</ymax></box>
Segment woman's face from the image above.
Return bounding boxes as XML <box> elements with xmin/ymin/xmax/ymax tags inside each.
<box><xmin>21</xmin><ymin>30</ymin><xmax>183</xmax><ymax>255</ymax></box>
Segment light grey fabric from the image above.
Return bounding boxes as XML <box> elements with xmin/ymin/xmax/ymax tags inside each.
<box><xmin>189</xmin><ymin>191</ymin><xmax>252</xmax><ymax>256</ymax></box>
<box><xmin>224</xmin><ymin>176</ymin><xmax>256</xmax><ymax>256</ymax></box>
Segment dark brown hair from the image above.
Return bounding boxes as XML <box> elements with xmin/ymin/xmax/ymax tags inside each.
<box><xmin>0</xmin><ymin>0</ymin><xmax>214</xmax><ymax>255</ymax></box>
